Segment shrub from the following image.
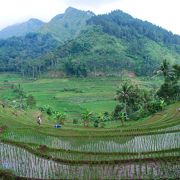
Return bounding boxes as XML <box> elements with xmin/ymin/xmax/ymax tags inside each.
<box><xmin>73</xmin><ymin>118</ymin><xmax>79</xmax><ymax>124</ymax></box>
<box><xmin>147</xmin><ymin>101</ymin><xmax>163</xmax><ymax>114</ymax></box>
<box><xmin>39</xmin><ymin>105</ymin><xmax>54</xmax><ymax>116</ymax></box>
<box><xmin>93</xmin><ymin>119</ymin><xmax>99</xmax><ymax>128</ymax></box>
<box><xmin>113</xmin><ymin>103</ymin><xmax>124</xmax><ymax>119</ymax></box>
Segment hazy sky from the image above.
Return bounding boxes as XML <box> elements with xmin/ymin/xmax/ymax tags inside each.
<box><xmin>0</xmin><ymin>0</ymin><xmax>180</xmax><ymax>35</ymax></box>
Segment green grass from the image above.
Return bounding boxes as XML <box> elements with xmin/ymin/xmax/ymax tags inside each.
<box><xmin>0</xmin><ymin>73</ymin><xmax>163</xmax><ymax>119</ymax></box>
<box><xmin>0</xmin><ymin>73</ymin><xmax>179</xmax><ymax>179</ymax></box>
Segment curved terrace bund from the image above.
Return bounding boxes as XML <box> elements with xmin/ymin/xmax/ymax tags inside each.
<box><xmin>0</xmin><ymin>102</ymin><xmax>180</xmax><ymax>179</ymax></box>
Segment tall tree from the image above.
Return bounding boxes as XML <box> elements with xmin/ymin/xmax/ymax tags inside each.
<box><xmin>116</xmin><ymin>82</ymin><xmax>134</xmax><ymax>118</ymax></box>
<box><xmin>157</xmin><ymin>61</ymin><xmax>180</xmax><ymax>102</ymax></box>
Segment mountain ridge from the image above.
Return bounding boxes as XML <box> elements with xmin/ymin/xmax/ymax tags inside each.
<box><xmin>0</xmin><ymin>7</ymin><xmax>179</xmax><ymax>77</ymax></box>
<box><xmin>39</xmin><ymin>7</ymin><xmax>94</xmax><ymax>42</ymax></box>
<box><xmin>0</xmin><ymin>18</ymin><xmax>45</xmax><ymax>39</ymax></box>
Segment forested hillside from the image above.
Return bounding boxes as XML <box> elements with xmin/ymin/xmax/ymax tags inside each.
<box><xmin>53</xmin><ymin>9</ymin><xmax>180</xmax><ymax>76</ymax></box>
<box><xmin>40</xmin><ymin>7</ymin><xmax>94</xmax><ymax>42</ymax></box>
<box><xmin>0</xmin><ymin>33</ymin><xmax>59</xmax><ymax>77</ymax></box>
<box><xmin>87</xmin><ymin>10</ymin><xmax>180</xmax><ymax>52</ymax></box>
<box><xmin>0</xmin><ymin>8</ymin><xmax>179</xmax><ymax>77</ymax></box>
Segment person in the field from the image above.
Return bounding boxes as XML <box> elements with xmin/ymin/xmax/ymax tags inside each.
<box><xmin>37</xmin><ymin>116</ymin><xmax>42</xmax><ymax>125</ymax></box>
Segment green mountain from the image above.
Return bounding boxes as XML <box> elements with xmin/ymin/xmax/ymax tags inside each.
<box><xmin>0</xmin><ymin>8</ymin><xmax>179</xmax><ymax>77</ymax></box>
<box><xmin>0</xmin><ymin>18</ymin><xmax>44</xmax><ymax>39</ymax></box>
<box><xmin>52</xmin><ymin>10</ymin><xmax>180</xmax><ymax>76</ymax></box>
<box><xmin>39</xmin><ymin>7</ymin><xmax>94</xmax><ymax>42</ymax></box>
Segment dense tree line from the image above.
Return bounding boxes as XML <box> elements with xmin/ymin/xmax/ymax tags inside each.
<box><xmin>87</xmin><ymin>10</ymin><xmax>180</xmax><ymax>53</ymax></box>
<box><xmin>54</xmin><ymin>27</ymin><xmax>154</xmax><ymax>76</ymax></box>
<box><xmin>114</xmin><ymin>61</ymin><xmax>180</xmax><ymax>123</ymax></box>
<box><xmin>157</xmin><ymin>60</ymin><xmax>180</xmax><ymax>102</ymax></box>
<box><xmin>0</xmin><ymin>33</ymin><xmax>59</xmax><ymax>77</ymax></box>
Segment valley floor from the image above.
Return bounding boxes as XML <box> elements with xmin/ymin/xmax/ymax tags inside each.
<box><xmin>0</xmin><ymin>73</ymin><xmax>179</xmax><ymax>179</ymax></box>
<box><xmin>0</xmin><ymin>73</ymin><xmax>163</xmax><ymax>120</ymax></box>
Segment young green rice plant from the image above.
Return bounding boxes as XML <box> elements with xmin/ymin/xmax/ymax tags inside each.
<box><xmin>0</xmin><ymin>142</ymin><xmax>179</xmax><ymax>179</ymax></box>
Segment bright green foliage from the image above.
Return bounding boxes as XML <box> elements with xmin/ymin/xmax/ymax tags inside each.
<box><xmin>157</xmin><ymin>60</ymin><xmax>180</xmax><ymax>102</ymax></box>
<box><xmin>39</xmin><ymin>105</ymin><xmax>54</xmax><ymax>116</ymax></box>
<box><xmin>115</xmin><ymin>82</ymin><xmax>141</xmax><ymax>117</ymax></box>
<box><xmin>13</xmin><ymin>84</ymin><xmax>26</xmax><ymax>100</ymax></box>
<box><xmin>81</xmin><ymin>110</ymin><xmax>92</xmax><ymax>127</ymax></box>
<box><xmin>54</xmin><ymin>111</ymin><xmax>66</xmax><ymax>125</ymax></box>
<box><xmin>118</xmin><ymin>112</ymin><xmax>126</xmax><ymax>126</ymax></box>
<box><xmin>114</xmin><ymin>79</ymin><xmax>171</xmax><ymax>121</ymax></box>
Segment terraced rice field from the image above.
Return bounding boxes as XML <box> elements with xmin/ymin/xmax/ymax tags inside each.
<box><xmin>0</xmin><ymin>101</ymin><xmax>180</xmax><ymax>179</ymax></box>
<box><xmin>0</xmin><ymin>143</ymin><xmax>179</xmax><ymax>179</ymax></box>
<box><xmin>0</xmin><ymin>73</ymin><xmax>163</xmax><ymax>119</ymax></box>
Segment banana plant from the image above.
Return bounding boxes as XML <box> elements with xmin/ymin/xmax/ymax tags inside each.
<box><xmin>118</xmin><ymin>112</ymin><xmax>126</xmax><ymax>126</ymax></box>
<box><xmin>54</xmin><ymin>111</ymin><xmax>66</xmax><ymax>125</ymax></box>
<box><xmin>81</xmin><ymin>110</ymin><xmax>92</xmax><ymax>127</ymax></box>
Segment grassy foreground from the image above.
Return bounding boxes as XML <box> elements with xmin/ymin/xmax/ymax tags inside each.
<box><xmin>0</xmin><ymin>73</ymin><xmax>163</xmax><ymax>119</ymax></box>
<box><xmin>0</xmin><ymin>102</ymin><xmax>179</xmax><ymax>179</ymax></box>
<box><xmin>0</xmin><ymin>73</ymin><xmax>179</xmax><ymax>179</ymax></box>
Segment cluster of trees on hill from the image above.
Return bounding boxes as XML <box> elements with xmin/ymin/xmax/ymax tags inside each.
<box><xmin>0</xmin><ymin>33</ymin><xmax>59</xmax><ymax>77</ymax></box>
<box><xmin>87</xmin><ymin>10</ymin><xmax>180</xmax><ymax>53</ymax></box>
<box><xmin>157</xmin><ymin>60</ymin><xmax>180</xmax><ymax>102</ymax></box>
<box><xmin>53</xmin><ymin>27</ymin><xmax>157</xmax><ymax>76</ymax></box>
<box><xmin>53</xmin><ymin>10</ymin><xmax>180</xmax><ymax>77</ymax></box>
<box><xmin>114</xmin><ymin>61</ymin><xmax>180</xmax><ymax>124</ymax></box>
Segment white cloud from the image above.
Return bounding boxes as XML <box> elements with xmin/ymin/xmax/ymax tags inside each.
<box><xmin>66</xmin><ymin>0</ymin><xmax>120</xmax><ymax>9</ymax></box>
<box><xmin>0</xmin><ymin>0</ymin><xmax>67</xmax><ymax>29</ymax></box>
<box><xmin>0</xmin><ymin>0</ymin><xmax>179</xmax><ymax>35</ymax></box>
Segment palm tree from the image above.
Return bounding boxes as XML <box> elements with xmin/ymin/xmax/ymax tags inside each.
<box><xmin>160</xmin><ymin>60</ymin><xmax>169</xmax><ymax>79</ymax></box>
<box><xmin>116</xmin><ymin>82</ymin><xmax>134</xmax><ymax>118</ymax></box>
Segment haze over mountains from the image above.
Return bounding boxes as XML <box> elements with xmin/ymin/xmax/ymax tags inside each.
<box><xmin>0</xmin><ymin>7</ymin><xmax>94</xmax><ymax>42</ymax></box>
<box><xmin>0</xmin><ymin>7</ymin><xmax>179</xmax><ymax>77</ymax></box>
<box><xmin>0</xmin><ymin>18</ymin><xmax>45</xmax><ymax>39</ymax></box>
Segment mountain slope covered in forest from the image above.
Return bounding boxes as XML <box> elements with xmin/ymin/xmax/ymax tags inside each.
<box><xmin>39</xmin><ymin>7</ymin><xmax>94</xmax><ymax>42</ymax></box>
<box><xmin>0</xmin><ymin>33</ymin><xmax>59</xmax><ymax>76</ymax></box>
<box><xmin>0</xmin><ymin>8</ymin><xmax>179</xmax><ymax>77</ymax></box>
<box><xmin>52</xmin><ymin>9</ymin><xmax>180</xmax><ymax>76</ymax></box>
